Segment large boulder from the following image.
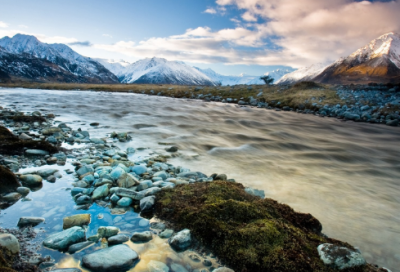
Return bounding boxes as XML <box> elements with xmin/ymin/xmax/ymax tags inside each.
<box><xmin>82</xmin><ymin>244</ymin><xmax>138</xmax><ymax>272</ymax></box>
<box><xmin>317</xmin><ymin>243</ymin><xmax>366</xmax><ymax>270</ymax></box>
<box><xmin>43</xmin><ymin>226</ymin><xmax>86</xmax><ymax>250</ymax></box>
<box><xmin>169</xmin><ymin>229</ymin><xmax>191</xmax><ymax>251</ymax></box>
<box><xmin>0</xmin><ymin>233</ymin><xmax>20</xmax><ymax>254</ymax></box>
<box><xmin>0</xmin><ymin>166</ymin><xmax>21</xmax><ymax>193</ymax></box>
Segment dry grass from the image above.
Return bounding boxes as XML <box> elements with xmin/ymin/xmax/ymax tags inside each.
<box><xmin>0</xmin><ymin>81</ymin><xmax>342</xmax><ymax>109</ymax></box>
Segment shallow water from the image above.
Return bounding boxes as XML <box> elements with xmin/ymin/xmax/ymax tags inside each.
<box><xmin>1</xmin><ymin>88</ymin><xmax>400</xmax><ymax>270</ymax></box>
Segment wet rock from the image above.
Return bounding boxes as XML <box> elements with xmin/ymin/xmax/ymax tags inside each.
<box><xmin>131</xmin><ymin>231</ymin><xmax>153</xmax><ymax>242</ymax></box>
<box><xmin>166</xmin><ymin>146</ymin><xmax>178</xmax><ymax>153</ymax></box>
<box><xmin>17</xmin><ymin>217</ymin><xmax>45</xmax><ymax>227</ymax></box>
<box><xmin>76</xmin><ymin>165</ymin><xmax>94</xmax><ymax>177</ymax></box>
<box><xmin>117</xmin><ymin>197</ymin><xmax>133</xmax><ymax>207</ymax></box>
<box><xmin>177</xmin><ymin>171</ymin><xmax>207</xmax><ymax>180</ymax></box>
<box><xmin>214</xmin><ymin>268</ymin><xmax>235</xmax><ymax>272</ymax></box>
<box><xmin>0</xmin><ymin>233</ymin><xmax>20</xmax><ymax>254</ymax></box>
<box><xmin>82</xmin><ymin>244</ymin><xmax>138</xmax><ymax>272</ymax></box>
<box><xmin>37</xmin><ymin>168</ymin><xmax>58</xmax><ymax>178</ymax></box>
<box><xmin>131</xmin><ymin>165</ymin><xmax>147</xmax><ymax>175</ymax></box>
<box><xmin>147</xmin><ymin>260</ymin><xmax>169</xmax><ymax>272</ymax></box>
<box><xmin>140</xmin><ymin>195</ymin><xmax>155</xmax><ymax>212</ymax></box>
<box><xmin>126</xmin><ymin>147</ymin><xmax>136</xmax><ymax>154</ymax></box>
<box><xmin>153</xmin><ymin>171</ymin><xmax>168</xmax><ymax>180</ymax></box>
<box><xmin>343</xmin><ymin>112</ymin><xmax>360</xmax><ymax>121</ymax></box>
<box><xmin>68</xmin><ymin>240</ymin><xmax>94</xmax><ymax>254</ymax></box>
<box><xmin>150</xmin><ymin>222</ymin><xmax>166</xmax><ymax>231</ymax></box>
<box><xmin>19</xmin><ymin>174</ymin><xmax>43</xmax><ymax>186</ymax></box>
<box><xmin>215</xmin><ymin>174</ymin><xmax>227</xmax><ymax>181</ymax></box>
<box><xmin>76</xmin><ymin>195</ymin><xmax>91</xmax><ymax>205</ymax></box>
<box><xmin>142</xmin><ymin>187</ymin><xmax>161</xmax><ymax>196</ymax></box>
<box><xmin>2</xmin><ymin>192</ymin><xmax>21</xmax><ymax>202</ymax></box>
<box><xmin>108</xmin><ymin>234</ymin><xmax>129</xmax><ymax>245</ymax></box>
<box><xmin>317</xmin><ymin>243</ymin><xmax>366</xmax><ymax>270</ymax></box>
<box><xmin>25</xmin><ymin>149</ymin><xmax>49</xmax><ymax>156</ymax></box>
<box><xmin>43</xmin><ymin>226</ymin><xmax>86</xmax><ymax>250</ymax></box>
<box><xmin>110</xmin><ymin>193</ymin><xmax>120</xmax><ymax>203</ymax></box>
<box><xmin>111</xmin><ymin>187</ymin><xmax>144</xmax><ymax>200</ymax></box>
<box><xmin>16</xmin><ymin>187</ymin><xmax>30</xmax><ymax>195</ymax></box>
<box><xmin>169</xmin><ymin>229</ymin><xmax>191</xmax><ymax>251</ymax></box>
<box><xmin>47</xmin><ymin>175</ymin><xmax>56</xmax><ymax>182</ymax></box>
<box><xmin>386</xmin><ymin>119</ymin><xmax>399</xmax><ymax>126</ymax></box>
<box><xmin>137</xmin><ymin>180</ymin><xmax>153</xmax><ymax>191</ymax></box>
<box><xmin>98</xmin><ymin>226</ymin><xmax>119</xmax><ymax>238</ymax></box>
<box><xmin>171</xmin><ymin>263</ymin><xmax>188</xmax><ymax>272</ymax></box>
<box><xmin>92</xmin><ymin>184</ymin><xmax>110</xmax><ymax>200</ymax></box>
<box><xmin>244</xmin><ymin>187</ymin><xmax>265</xmax><ymax>198</ymax></box>
<box><xmin>19</xmin><ymin>133</ymin><xmax>32</xmax><ymax>140</ymax></box>
<box><xmin>90</xmin><ymin>122</ymin><xmax>100</xmax><ymax>126</ymax></box>
<box><xmin>42</xmin><ymin>127</ymin><xmax>62</xmax><ymax>135</ymax></box>
<box><xmin>90</xmin><ymin>138</ymin><xmax>105</xmax><ymax>144</ymax></box>
<box><xmin>117</xmin><ymin>173</ymin><xmax>139</xmax><ymax>188</ymax></box>
<box><xmin>63</xmin><ymin>214</ymin><xmax>91</xmax><ymax>229</ymax></box>
<box><xmin>159</xmin><ymin>229</ymin><xmax>174</xmax><ymax>239</ymax></box>
<box><xmin>110</xmin><ymin>167</ymin><xmax>125</xmax><ymax>181</ymax></box>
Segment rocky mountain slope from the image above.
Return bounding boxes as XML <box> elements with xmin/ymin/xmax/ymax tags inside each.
<box><xmin>0</xmin><ymin>34</ymin><xmax>118</xmax><ymax>83</ymax></box>
<box><xmin>277</xmin><ymin>32</ymin><xmax>400</xmax><ymax>85</ymax></box>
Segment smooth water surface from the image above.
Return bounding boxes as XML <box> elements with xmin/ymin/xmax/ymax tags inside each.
<box><xmin>1</xmin><ymin>88</ymin><xmax>399</xmax><ymax>270</ymax></box>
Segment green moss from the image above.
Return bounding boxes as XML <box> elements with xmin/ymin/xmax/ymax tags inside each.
<box><xmin>155</xmin><ymin>181</ymin><xmax>368</xmax><ymax>272</ymax></box>
<box><xmin>0</xmin><ymin>126</ymin><xmax>58</xmax><ymax>155</ymax></box>
<box><xmin>0</xmin><ymin>166</ymin><xmax>21</xmax><ymax>194</ymax></box>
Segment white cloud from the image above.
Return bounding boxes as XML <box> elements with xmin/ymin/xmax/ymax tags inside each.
<box><xmin>0</xmin><ymin>21</ymin><xmax>8</xmax><ymax>28</ymax></box>
<box><xmin>204</xmin><ymin>8</ymin><xmax>217</xmax><ymax>14</ymax></box>
<box><xmin>18</xmin><ymin>25</ymin><xmax>28</xmax><ymax>29</ymax></box>
<box><xmin>102</xmin><ymin>34</ymin><xmax>113</xmax><ymax>38</ymax></box>
<box><xmin>0</xmin><ymin>29</ymin><xmax>79</xmax><ymax>45</ymax></box>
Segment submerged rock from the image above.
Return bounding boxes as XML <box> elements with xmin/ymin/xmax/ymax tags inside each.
<box><xmin>25</xmin><ymin>149</ymin><xmax>49</xmax><ymax>156</ymax></box>
<box><xmin>147</xmin><ymin>260</ymin><xmax>169</xmax><ymax>272</ymax></box>
<box><xmin>43</xmin><ymin>226</ymin><xmax>86</xmax><ymax>250</ymax></box>
<box><xmin>169</xmin><ymin>229</ymin><xmax>192</xmax><ymax>251</ymax></box>
<box><xmin>108</xmin><ymin>234</ymin><xmax>129</xmax><ymax>245</ymax></box>
<box><xmin>82</xmin><ymin>244</ymin><xmax>138</xmax><ymax>272</ymax></box>
<box><xmin>17</xmin><ymin>217</ymin><xmax>45</xmax><ymax>227</ymax></box>
<box><xmin>68</xmin><ymin>240</ymin><xmax>94</xmax><ymax>254</ymax></box>
<box><xmin>214</xmin><ymin>268</ymin><xmax>235</xmax><ymax>272</ymax></box>
<box><xmin>317</xmin><ymin>243</ymin><xmax>366</xmax><ymax>270</ymax></box>
<box><xmin>19</xmin><ymin>174</ymin><xmax>43</xmax><ymax>187</ymax></box>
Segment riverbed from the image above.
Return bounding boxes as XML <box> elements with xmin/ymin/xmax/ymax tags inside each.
<box><xmin>1</xmin><ymin>88</ymin><xmax>399</xmax><ymax>270</ymax></box>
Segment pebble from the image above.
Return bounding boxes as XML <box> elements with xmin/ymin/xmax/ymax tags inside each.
<box><xmin>0</xmin><ymin>233</ymin><xmax>20</xmax><ymax>254</ymax></box>
<box><xmin>43</xmin><ymin>226</ymin><xmax>86</xmax><ymax>250</ymax></box>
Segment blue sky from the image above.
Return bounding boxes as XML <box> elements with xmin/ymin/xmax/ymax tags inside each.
<box><xmin>0</xmin><ymin>0</ymin><xmax>399</xmax><ymax>75</ymax></box>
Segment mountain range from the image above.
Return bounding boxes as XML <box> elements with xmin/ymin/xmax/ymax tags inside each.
<box><xmin>277</xmin><ymin>32</ymin><xmax>400</xmax><ymax>84</ymax></box>
<box><xmin>0</xmin><ymin>34</ymin><xmax>118</xmax><ymax>83</ymax></box>
<box><xmin>0</xmin><ymin>32</ymin><xmax>399</xmax><ymax>85</ymax></box>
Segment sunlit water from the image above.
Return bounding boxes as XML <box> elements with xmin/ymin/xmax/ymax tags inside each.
<box><xmin>0</xmin><ymin>88</ymin><xmax>399</xmax><ymax>270</ymax></box>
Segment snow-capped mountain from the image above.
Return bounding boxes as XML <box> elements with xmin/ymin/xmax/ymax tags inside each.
<box><xmin>106</xmin><ymin>57</ymin><xmax>216</xmax><ymax>85</ymax></box>
<box><xmin>194</xmin><ymin>67</ymin><xmax>293</xmax><ymax>86</ymax></box>
<box><xmin>277</xmin><ymin>32</ymin><xmax>400</xmax><ymax>85</ymax></box>
<box><xmin>275</xmin><ymin>63</ymin><xmax>330</xmax><ymax>84</ymax></box>
<box><xmin>314</xmin><ymin>32</ymin><xmax>400</xmax><ymax>84</ymax></box>
<box><xmin>96</xmin><ymin>58</ymin><xmax>131</xmax><ymax>79</ymax></box>
<box><xmin>0</xmin><ymin>34</ymin><xmax>118</xmax><ymax>83</ymax></box>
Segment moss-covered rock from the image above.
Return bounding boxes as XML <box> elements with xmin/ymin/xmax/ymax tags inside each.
<box><xmin>0</xmin><ymin>126</ymin><xmax>58</xmax><ymax>155</ymax></box>
<box><xmin>0</xmin><ymin>166</ymin><xmax>21</xmax><ymax>194</ymax></box>
<box><xmin>154</xmin><ymin>181</ymin><xmax>368</xmax><ymax>272</ymax></box>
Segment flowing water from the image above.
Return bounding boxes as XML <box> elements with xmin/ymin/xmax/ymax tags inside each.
<box><xmin>1</xmin><ymin>88</ymin><xmax>400</xmax><ymax>270</ymax></box>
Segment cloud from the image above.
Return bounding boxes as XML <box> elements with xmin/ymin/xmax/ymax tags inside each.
<box><xmin>102</xmin><ymin>34</ymin><xmax>113</xmax><ymax>38</ymax></box>
<box><xmin>18</xmin><ymin>25</ymin><xmax>28</xmax><ymax>29</ymax></box>
<box><xmin>0</xmin><ymin>21</ymin><xmax>8</xmax><ymax>28</ymax></box>
<box><xmin>68</xmin><ymin>41</ymin><xmax>92</xmax><ymax>47</ymax></box>
<box><xmin>204</xmin><ymin>8</ymin><xmax>217</xmax><ymax>14</ymax></box>
<box><xmin>0</xmin><ymin>29</ymin><xmax>80</xmax><ymax>45</ymax></box>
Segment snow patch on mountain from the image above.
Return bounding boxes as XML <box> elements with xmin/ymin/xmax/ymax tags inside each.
<box><xmin>96</xmin><ymin>58</ymin><xmax>131</xmax><ymax>78</ymax></box>
<box><xmin>275</xmin><ymin>63</ymin><xmax>330</xmax><ymax>84</ymax></box>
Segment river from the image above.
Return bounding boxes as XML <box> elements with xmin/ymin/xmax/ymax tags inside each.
<box><xmin>1</xmin><ymin>88</ymin><xmax>399</xmax><ymax>270</ymax></box>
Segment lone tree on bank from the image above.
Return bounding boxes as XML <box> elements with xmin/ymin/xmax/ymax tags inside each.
<box><xmin>260</xmin><ymin>75</ymin><xmax>274</xmax><ymax>85</ymax></box>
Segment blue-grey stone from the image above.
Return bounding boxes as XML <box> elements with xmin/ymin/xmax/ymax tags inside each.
<box><xmin>131</xmin><ymin>231</ymin><xmax>152</xmax><ymax>242</ymax></box>
<box><xmin>137</xmin><ymin>180</ymin><xmax>153</xmax><ymax>191</ymax></box>
<box><xmin>117</xmin><ymin>197</ymin><xmax>133</xmax><ymax>207</ymax></box>
<box><xmin>169</xmin><ymin>229</ymin><xmax>191</xmax><ymax>251</ymax></box>
<box><xmin>245</xmin><ymin>187</ymin><xmax>265</xmax><ymax>198</ymax></box>
<box><xmin>147</xmin><ymin>260</ymin><xmax>169</xmax><ymax>272</ymax></box>
<box><xmin>140</xmin><ymin>196</ymin><xmax>155</xmax><ymax>212</ymax></box>
<box><xmin>153</xmin><ymin>171</ymin><xmax>168</xmax><ymax>180</ymax></box>
<box><xmin>131</xmin><ymin>165</ymin><xmax>147</xmax><ymax>176</ymax></box>
<box><xmin>110</xmin><ymin>167</ymin><xmax>125</xmax><ymax>181</ymax></box>
<box><xmin>92</xmin><ymin>184</ymin><xmax>110</xmax><ymax>200</ymax></box>
<box><xmin>110</xmin><ymin>193</ymin><xmax>120</xmax><ymax>203</ymax></box>
<box><xmin>77</xmin><ymin>165</ymin><xmax>94</xmax><ymax>177</ymax></box>
<box><xmin>43</xmin><ymin>226</ymin><xmax>86</xmax><ymax>250</ymax></box>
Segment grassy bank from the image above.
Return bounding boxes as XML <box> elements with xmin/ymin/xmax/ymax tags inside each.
<box><xmin>0</xmin><ymin>82</ymin><xmax>343</xmax><ymax>110</ymax></box>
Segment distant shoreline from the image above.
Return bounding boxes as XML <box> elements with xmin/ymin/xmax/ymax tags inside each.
<box><xmin>1</xmin><ymin>81</ymin><xmax>399</xmax><ymax>127</ymax></box>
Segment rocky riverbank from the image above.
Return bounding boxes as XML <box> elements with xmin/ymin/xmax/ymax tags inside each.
<box><xmin>0</xmin><ymin>107</ymin><xmax>394</xmax><ymax>272</ymax></box>
<box><xmin>2</xmin><ymin>81</ymin><xmax>400</xmax><ymax>127</ymax></box>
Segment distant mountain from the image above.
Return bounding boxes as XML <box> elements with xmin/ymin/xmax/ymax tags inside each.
<box><xmin>194</xmin><ymin>67</ymin><xmax>293</xmax><ymax>86</ymax></box>
<box><xmin>100</xmin><ymin>57</ymin><xmax>216</xmax><ymax>85</ymax></box>
<box><xmin>0</xmin><ymin>34</ymin><xmax>118</xmax><ymax>83</ymax></box>
<box><xmin>275</xmin><ymin>63</ymin><xmax>330</xmax><ymax>84</ymax></box>
<box><xmin>277</xmin><ymin>32</ymin><xmax>400</xmax><ymax>85</ymax></box>
<box><xmin>314</xmin><ymin>32</ymin><xmax>400</xmax><ymax>84</ymax></box>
